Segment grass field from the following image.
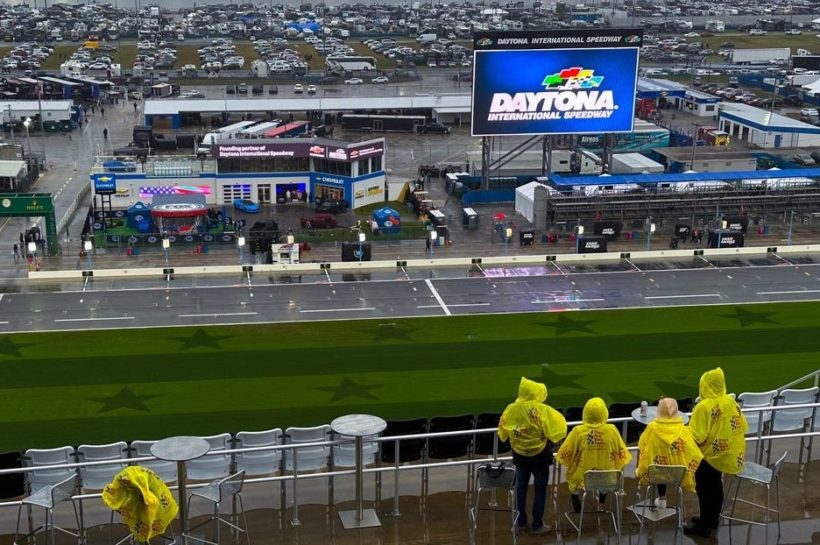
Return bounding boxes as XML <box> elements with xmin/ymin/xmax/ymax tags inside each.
<box><xmin>2</xmin><ymin>301</ymin><xmax>818</xmax><ymax>451</ymax></box>
<box><xmin>174</xmin><ymin>45</ymin><xmax>201</xmax><ymax>69</ymax></box>
<box><xmin>40</xmin><ymin>45</ymin><xmax>78</xmax><ymax>70</ymax></box>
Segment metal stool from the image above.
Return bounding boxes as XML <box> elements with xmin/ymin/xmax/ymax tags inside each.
<box><xmin>13</xmin><ymin>474</ymin><xmax>80</xmax><ymax>545</ymax></box>
<box><xmin>628</xmin><ymin>464</ymin><xmax>686</xmax><ymax>545</ymax></box>
<box><xmin>563</xmin><ymin>470</ymin><xmax>624</xmax><ymax>545</ymax></box>
<box><xmin>183</xmin><ymin>470</ymin><xmax>249</xmax><ymax>545</ymax></box>
<box><xmin>469</xmin><ymin>463</ymin><xmax>517</xmax><ymax>545</ymax></box>
<box><xmin>722</xmin><ymin>452</ymin><xmax>787</xmax><ymax>545</ymax></box>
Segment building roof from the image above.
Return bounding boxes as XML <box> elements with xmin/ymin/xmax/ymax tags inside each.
<box><xmin>653</xmin><ymin>148</ymin><xmax>760</xmax><ymax>161</ymax></box>
<box><xmin>144</xmin><ymin>94</ymin><xmax>472</xmax><ymax>116</ymax></box>
<box><xmin>550</xmin><ymin>168</ymin><xmax>820</xmax><ymax>186</ymax></box>
<box><xmin>636</xmin><ymin>77</ymin><xmax>687</xmax><ymax>99</ymax></box>
<box><xmin>0</xmin><ymin>160</ymin><xmax>25</xmax><ymax>178</ymax></box>
<box><xmin>685</xmin><ymin>89</ymin><xmax>721</xmax><ymax>103</ymax></box>
<box><xmin>720</xmin><ymin>102</ymin><xmax>820</xmax><ymax>134</ymax></box>
<box><xmin>39</xmin><ymin>76</ymin><xmax>82</xmax><ymax>87</ymax></box>
<box><xmin>0</xmin><ymin>100</ymin><xmax>73</xmax><ymax>112</ymax></box>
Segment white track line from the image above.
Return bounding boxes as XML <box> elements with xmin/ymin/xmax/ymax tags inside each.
<box><xmin>54</xmin><ymin>316</ymin><xmax>135</xmax><ymax>322</ymax></box>
<box><xmin>757</xmin><ymin>289</ymin><xmax>820</xmax><ymax>295</ymax></box>
<box><xmin>448</xmin><ymin>303</ymin><xmax>491</xmax><ymax>308</ymax></box>
<box><xmin>531</xmin><ymin>298</ymin><xmax>606</xmax><ymax>304</ymax></box>
<box><xmin>299</xmin><ymin>307</ymin><xmax>375</xmax><ymax>313</ymax></box>
<box><xmin>178</xmin><ymin>312</ymin><xmax>258</xmax><ymax>318</ymax></box>
<box><xmin>425</xmin><ymin>279</ymin><xmax>451</xmax><ymax>316</ymax></box>
<box><xmin>644</xmin><ymin>294</ymin><xmax>721</xmax><ymax>300</ymax></box>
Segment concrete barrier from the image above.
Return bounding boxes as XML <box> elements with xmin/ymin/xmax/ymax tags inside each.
<box><xmin>27</xmin><ymin>244</ymin><xmax>820</xmax><ymax>281</ymax></box>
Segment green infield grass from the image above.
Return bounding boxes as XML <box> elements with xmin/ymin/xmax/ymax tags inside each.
<box><xmin>1</xmin><ymin>301</ymin><xmax>818</xmax><ymax>451</ymax></box>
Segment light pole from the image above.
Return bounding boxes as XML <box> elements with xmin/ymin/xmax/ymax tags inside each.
<box><xmin>429</xmin><ymin>230</ymin><xmax>437</xmax><ymax>257</ymax></box>
<box><xmin>27</xmin><ymin>241</ymin><xmax>37</xmax><ymax>271</ymax></box>
<box><xmin>237</xmin><ymin>236</ymin><xmax>246</xmax><ymax>265</ymax></box>
<box><xmin>504</xmin><ymin>227</ymin><xmax>512</xmax><ymax>256</ymax></box>
<box><xmin>690</xmin><ymin>123</ymin><xmax>700</xmax><ymax>171</ymax></box>
<box><xmin>23</xmin><ymin>117</ymin><xmax>32</xmax><ymax>159</ymax></box>
<box><xmin>788</xmin><ymin>210</ymin><xmax>795</xmax><ymax>245</ymax></box>
<box><xmin>718</xmin><ymin>220</ymin><xmax>727</xmax><ymax>249</ymax></box>
<box><xmin>84</xmin><ymin>240</ymin><xmax>93</xmax><ymax>270</ymax></box>
<box><xmin>357</xmin><ymin>232</ymin><xmax>366</xmax><ymax>262</ymax></box>
<box><xmin>162</xmin><ymin>237</ymin><xmax>170</xmax><ymax>266</ymax></box>
<box><xmin>646</xmin><ymin>222</ymin><xmax>656</xmax><ymax>249</ymax></box>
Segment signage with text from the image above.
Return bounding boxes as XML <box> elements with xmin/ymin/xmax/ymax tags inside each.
<box><xmin>471</xmin><ymin>29</ymin><xmax>642</xmax><ymax>136</ymax></box>
<box><xmin>93</xmin><ymin>173</ymin><xmax>117</xmax><ymax>195</ymax></box>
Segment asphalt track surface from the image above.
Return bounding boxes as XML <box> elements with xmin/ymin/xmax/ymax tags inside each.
<box><xmin>2</xmin><ymin>252</ymin><xmax>820</xmax><ymax>333</ymax></box>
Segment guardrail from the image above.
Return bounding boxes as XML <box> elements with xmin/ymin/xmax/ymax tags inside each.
<box><xmin>28</xmin><ymin>243</ymin><xmax>820</xmax><ymax>281</ymax></box>
<box><xmin>0</xmin><ymin>402</ymin><xmax>815</xmax><ymax>529</ymax></box>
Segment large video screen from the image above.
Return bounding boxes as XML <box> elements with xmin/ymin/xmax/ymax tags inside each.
<box><xmin>471</xmin><ymin>29</ymin><xmax>643</xmax><ymax>137</ymax></box>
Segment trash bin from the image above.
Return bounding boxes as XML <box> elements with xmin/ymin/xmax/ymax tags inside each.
<box><xmin>462</xmin><ymin>207</ymin><xmax>478</xmax><ymax>230</ymax></box>
<box><xmin>132</xmin><ymin>247</ymin><xmax>139</xmax><ymax>255</ymax></box>
<box><xmin>126</xmin><ymin>247</ymin><xmax>133</xmax><ymax>256</ymax></box>
<box><xmin>519</xmin><ymin>229</ymin><xmax>535</xmax><ymax>246</ymax></box>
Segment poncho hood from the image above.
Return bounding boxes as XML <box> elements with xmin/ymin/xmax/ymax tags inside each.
<box><xmin>582</xmin><ymin>397</ymin><xmax>609</xmax><ymax>426</ymax></box>
<box><xmin>699</xmin><ymin>367</ymin><xmax>727</xmax><ymax>399</ymax></box>
<box><xmin>517</xmin><ymin>376</ymin><xmax>547</xmax><ymax>403</ymax></box>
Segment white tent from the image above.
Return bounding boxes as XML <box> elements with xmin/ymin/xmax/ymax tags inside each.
<box><xmin>515</xmin><ymin>181</ymin><xmax>552</xmax><ymax>223</ymax></box>
<box><xmin>801</xmin><ymin>79</ymin><xmax>820</xmax><ymax>96</ymax></box>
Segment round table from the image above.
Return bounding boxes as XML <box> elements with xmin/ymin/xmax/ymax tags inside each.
<box><xmin>631</xmin><ymin>406</ymin><xmax>690</xmax><ymax>425</ymax></box>
<box><xmin>150</xmin><ymin>436</ymin><xmax>210</xmax><ymax>542</ymax></box>
<box><xmin>330</xmin><ymin>414</ymin><xmax>387</xmax><ymax>529</ymax></box>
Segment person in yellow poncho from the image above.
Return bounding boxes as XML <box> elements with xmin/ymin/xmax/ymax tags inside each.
<box><xmin>102</xmin><ymin>466</ymin><xmax>178</xmax><ymax>543</ymax></box>
<box><xmin>556</xmin><ymin>397</ymin><xmax>632</xmax><ymax>513</ymax></box>
<box><xmin>498</xmin><ymin>377</ymin><xmax>567</xmax><ymax>535</ymax></box>
<box><xmin>684</xmin><ymin>367</ymin><xmax>748</xmax><ymax>538</ymax></box>
<box><xmin>636</xmin><ymin>398</ymin><xmax>703</xmax><ymax>511</ymax></box>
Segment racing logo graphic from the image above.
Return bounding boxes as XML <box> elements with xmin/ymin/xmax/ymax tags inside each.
<box><xmin>476</xmin><ymin>37</ymin><xmax>493</xmax><ymax>47</ymax></box>
<box><xmin>624</xmin><ymin>35</ymin><xmax>641</xmax><ymax>43</ymax></box>
<box><xmin>542</xmin><ymin>67</ymin><xmax>604</xmax><ymax>91</ymax></box>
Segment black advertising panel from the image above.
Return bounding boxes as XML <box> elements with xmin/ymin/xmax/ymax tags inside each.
<box><xmin>341</xmin><ymin>242</ymin><xmax>372</xmax><ymax>261</ymax></box>
<box><xmin>576</xmin><ymin>235</ymin><xmax>608</xmax><ymax>253</ymax></box>
<box><xmin>215</xmin><ymin>142</ymin><xmax>313</xmax><ymax>159</ymax></box>
<box><xmin>725</xmin><ymin>217</ymin><xmax>749</xmax><ymax>234</ymax></box>
<box><xmin>593</xmin><ymin>220</ymin><xmax>621</xmax><ymax>240</ymax></box>
<box><xmin>674</xmin><ymin>224</ymin><xmax>691</xmax><ymax>239</ymax></box>
<box><xmin>349</xmin><ymin>141</ymin><xmax>384</xmax><ymax>160</ymax></box>
<box><xmin>792</xmin><ymin>55</ymin><xmax>820</xmax><ymax>71</ymax></box>
<box><xmin>708</xmin><ymin>230</ymin><xmax>744</xmax><ymax>249</ymax></box>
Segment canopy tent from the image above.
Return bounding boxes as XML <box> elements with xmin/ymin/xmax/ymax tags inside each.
<box><xmin>514</xmin><ymin>181</ymin><xmax>551</xmax><ymax>224</ymax></box>
<box><xmin>372</xmin><ymin>207</ymin><xmax>401</xmax><ymax>235</ymax></box>
<box><xmin>802</xmin><ymin>79</ymin><xmax>820</xmax><ymax>96</ymax></box>
<box><xmin>126</xmin><ymin>201</ymin><xmax>152</xmax><ymax>232</ymax></box>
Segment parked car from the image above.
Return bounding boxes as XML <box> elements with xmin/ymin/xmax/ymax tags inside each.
<box><xmin>300</xmin><ymin>213</ymin><xmax>338</xmax><ymax>228</ymax></box>
<box><xmin>371</xmin><ymin>76</ymin><xmax>389</xmax><ymax>84</ymax></box>
<box><xmin>417</xmin><ymin>123</ymin><xmax>451</xmax><ymax>134</ymax></box>
<box><xmin>268</xmin><ymin>85</ymin><xmax>279</xmax><ymax>94</ymax></box>
<box><xmin>307</xmin><ymin>84</ymin><xmax>317</xmax><ymax>94</ymax></box>
<box><xmin>233</xmin><ymin>199</ymin><xmax>261</xmax><ymax>213</ymax></box>
<box><xmin>786</xmin><ymin>29</ymin><xmax>802</xmax><ymax>35</ymax></box>
<box><xmin>748</xmin><ymin>29</ymin><xmax>767</xmax><ymax>35</ymax></box>
<box><xmin>102</xmin><ymin>160</ymin><xmax>137</xmax><ymax>172</ymax></box>
<box><xmin>345</xmin><ymin>78</ymin><xmax>364</xmax><ymax>85</ymax></box>
<box><xmin>793</xmin><ymin>153</ymin><xmax>816</xmax><ymax>166</ymax></box>
<box><xmin>237</xmin><ymin>82</ymin><xmax>248</xmax><ymax>94</ymax></box>
<box><xmin>801</xmin><ymin>108</ymin><xmax>819</xmax><ymax>118</ymax></box>
<box><xmin>316</xmin><ymin>199</ymin><xmax>350</xmax><ymax>214</ymax></box>
<box><xmin>294</xmin><ymin>83</ymin><xmax>304</xmax><ymax>93</ymax></box>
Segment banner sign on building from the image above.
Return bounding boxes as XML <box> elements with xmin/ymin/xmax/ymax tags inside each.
<box><xmin>93</xmin><ymin>173</ymin><xmax>117</xmax><ymax>194</ymax></box>
<box><xmin>471</xmin><ymin>29</ymin><xmax>642</xmax><ymax>137</ymax></box>
<box><xmin>215</xmin><ymin>140</ymin><xmax>384</xmax><ymax>162</ymax></box>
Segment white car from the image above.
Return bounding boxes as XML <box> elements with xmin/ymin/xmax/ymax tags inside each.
<box><xmin>684</xmin><ymin>32</ymin><xmax>700</xmax><ymax>38</ymax></box>
<box><xmin>345</xmin><ymin>78</ymin><xmax>363</xmax><ymax>84</ymax></box>
<box><xmin>371</xmin><ymin>76</ymin><xmax>389</xmax><ymax>84</ymax></box>
<box><xmin>307</xmin><ymin>84</ymin><xmax>317</xmax><ymax>94</ymax></box>
<box><xmin>748</xmin><ymin>29</ymin><xmax>767</xmax><ymax>35</ymax></box>
<box><xmin>294</xmin><ymin>83</ymin><xmax>304</xmax><ymax>93</ymax></box>
<box><xmin>785</xmin><ymin>29</ymin><xmax>802</xmax><ymax>35</ymax></box>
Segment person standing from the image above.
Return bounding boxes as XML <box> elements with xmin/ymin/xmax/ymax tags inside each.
<box><xmin>498</xmin><ymin>377</ymin><xmax>567</xmax><ymax>535</ymax></box>
<box><xmin>684</xmin><ymin>368</ymin><xmax>747</xmax><ymax>537</ymax></box>
<box><xmin>556</xmin><ymin>397</ymin><xmax>632</xmax><ymax>513</ymax></box>
<box><xmin>12</xmin><ymin>243</ymin><xmax>19</xmax><ymax>264</ymax></box>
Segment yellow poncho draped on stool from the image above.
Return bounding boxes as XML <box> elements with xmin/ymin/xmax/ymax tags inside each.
<box><xmin>102</xmin><ymin>466</ymin><xmax>178</xmax><ymax>542</ymax></box>
<box><xmin>556</xmin><ymin>397</ymin><xmax>632</xmax><ymax>494</ymax></box>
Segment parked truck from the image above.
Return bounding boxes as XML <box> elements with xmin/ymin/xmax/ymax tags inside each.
<box><xmin>698</xmin><ymin>126</ymin><xmax>731</xmax><ymax>146</ymax></box>
<box><xmin>730</xmin><ymin>47</ymin><xmax>790</xmax><ymax>65</ymax></box>
<box><xmin>416</xmin><ymin>33</ymin><xmax>437</xmax><ymax>43</ymax></box>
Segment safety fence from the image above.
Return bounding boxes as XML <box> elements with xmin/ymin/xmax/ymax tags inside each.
<box><xmin>0</xmin><ymin>401</ymin><xmax>815</xmax><ymax>532</ymax></box>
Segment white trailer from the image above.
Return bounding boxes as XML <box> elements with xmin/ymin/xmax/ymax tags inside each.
<box><xmin>730</xmin><ymin>48</ymin><xmax>790</xmax><ymax>64</ymax></box>
<box><xmin>610</xmin><ymin>153</ymin><xmax>665</xmax><ymax>174</ymax></box>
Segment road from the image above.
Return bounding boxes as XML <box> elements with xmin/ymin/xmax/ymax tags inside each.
<box><xmin>3</xmin><ymin>252</ymin><xmax>819</xmax><ymax>333</ymax></box>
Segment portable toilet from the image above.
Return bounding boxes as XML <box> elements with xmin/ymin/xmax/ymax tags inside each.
<box><xmin>462</xmin><ymin>207</ymin><xmax>478</xmax><ymax>230</ymax></box>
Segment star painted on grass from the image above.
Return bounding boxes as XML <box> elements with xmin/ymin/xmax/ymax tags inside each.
<box><xmin>720</xmin><ymin>307</ymin><xmax>779</xmax><ymax>327</ymax></box>
<box><xmin>652</xmin><ymin>380</ymin><xmax>696</xmax><ymax>399</ymax></box>
<box><xmin>367</xmin><ymin>323</ymin><xmax>416</xmax><ymax>342</ymax></box>
<box><xmin>538</xmin><ymin>315</ymin><xmax>597</xmax><ymax>335</ymax></box>
<box><xmin>170</xmin><ymin>328</ymin><xmax>231</xmax><ymax>350</ymax></box>
<box><xmin>0</xmin><ymin>337</ymin><xmax>33</xmax><ymax>357</ymax></box>
<box><xmin>315</xmin><ymin>377</ymin><xmax>382</xmax><ymax>402</ymax></box>
<box><xmin>539</xmin><ymin>363</ymin><xmax>586</xmax><ymax>390</ymax></box>
<box><xmin>88</xmin><ymin>387</ymin><xmax>161</xmax><ymax>413</ymax></box>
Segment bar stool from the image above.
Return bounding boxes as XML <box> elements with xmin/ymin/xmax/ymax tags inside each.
<box><xmin>183</xmin><ymin>470</ymin><xmax>250</xmax><ymax>545</ymax></box>
<box><xmin>629</xmin><ymin>465</ymin><xmax>686</xmax><ymax>545</ymax></box>
<box><xmin>722</xmin><ymin>452</ymin><xmax>787</xmax><ymax>545</ymax></box>
<box><xmin>468</xmin><ymin>463</ymin><xmax>517</xmax><ymax>545</ymax></box>
<box><xmin>563</xmin><ymin>470</ymin><xmax>624</xmax><ymax>545</ymax></box>
<box><xmin>13</xmin><ymin>474</ymin><xmax>80</xmax><ymax>545</ymax></box>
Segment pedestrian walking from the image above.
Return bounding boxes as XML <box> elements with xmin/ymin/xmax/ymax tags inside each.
<box><xmin>425</xmin><ymin>236</ymin><xmax>431</xmax><ymax>253</ymax></box>
<box><xmin>103</xmin><ymin>128</ymin><xmax>108</xmax><ymax>139</ymax></box>
<box><xmin>134</xmin><ymin>102</ymin><xmax>138</xmax><ymax>113</ymax></box>
<box><xmin>12</xmin><ymin>244</ymin><xmax>19</xmax><ymax>263</ymax></box>
<box><xmin>101</xmin><ymin>107</ymin><xmax>105</xmax><ymax>117</ymax></box>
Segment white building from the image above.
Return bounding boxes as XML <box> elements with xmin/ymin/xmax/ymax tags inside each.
<box><xmin>718</xmin><ymin>103</ymin><xmax>820</xmax><ymax>149</ymax></box>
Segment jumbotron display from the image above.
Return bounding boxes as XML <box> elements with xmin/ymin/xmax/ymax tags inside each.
<box><xmin>471</xmin><ymin>29</ymin><xmax>643</xmax><ymax>137</ymax></box>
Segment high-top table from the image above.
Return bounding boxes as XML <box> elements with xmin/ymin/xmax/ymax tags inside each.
<box><xmin>151</xmin><ymin>436</ymin><xmax>210</xmax><ymax>542</ymax></box>
<box><xmin>631</xmin><ymin>406</ymin><xmax>690</xmax><ymax>425</ymax></box>
<box><xmin>330</xmin><ymin>414</ymin><xmax>387</xmax><ymax>529</ymax></box>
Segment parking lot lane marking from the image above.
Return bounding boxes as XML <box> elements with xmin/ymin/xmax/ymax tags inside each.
<box><xmin>644</xmin><ymin>294</ymin><xmax>720</xmax><ymax>300</ymax></box>
<box><xmin>425</xmin><ymin>279</ymin><xmax>451</xmax><ymax>316</ymax></box>
<box><xmin>54</xmin><ymin>317</ymin><xmax>135</xmax><ymax>322</ymax></box>
<box><xmin>299</xmin><ymin>307</ymin><xmax>375</xmax><ymax>313</ymax></box>
<box><xmin>448</xmin><ymin>303</ymin><xmax>491</xmax><ymax>307</ymax></box>
<box><xmin>756</xmin><ymin>289</ymin><xmax>820</xmax><ymax>295</ymax></box>
<box><xmin>178</xmin><ymin>312</ymin><xmax>258</xmax><ymax>318</ymax></box>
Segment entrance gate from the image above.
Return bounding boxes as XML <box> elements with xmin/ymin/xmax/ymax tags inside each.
<box><xmin>0</xmin><ymin>193</ymin><xmax>58</xmax><ymax>256</ymax></box>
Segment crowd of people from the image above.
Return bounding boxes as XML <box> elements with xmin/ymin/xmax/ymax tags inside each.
<box><xmin>497</xmin><ymin>367</ymin><xmax>748</xmax><ymax>538</ymax></box>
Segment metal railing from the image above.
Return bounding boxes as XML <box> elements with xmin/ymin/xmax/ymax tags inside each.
<box><xmin>0</xmin><ymin>402</ymin><xmax>816</xmax><ymax>532</ymax></box>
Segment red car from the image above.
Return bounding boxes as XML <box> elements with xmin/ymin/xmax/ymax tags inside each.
<box><xmin>300</xmin><ymin>213</ymin><xmax>338</xmax><ymax>229</ymax></box>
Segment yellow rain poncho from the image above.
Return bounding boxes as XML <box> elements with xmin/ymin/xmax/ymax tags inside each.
<box><xmin>689</xmin><ymin>367</ymin><xmax>748</xmax><ymax>475</ymax></box>
<box><xmin>498</xmin><ymin>377</ymin><xmax>568</xmax><ymax>457</ymax></box>
<box><xmin>102</xmin><ymin>466</ymin><xmax>178</xmax><ymax>542</ymax></box>
<box><xmin>636</xmin><ymin>412</ymin><xmax>703</xmax><ymax>492</ymax></box>
<box><xmin>556</xmin><ymin>397</ymin><xmax>632</xmax><ymax>494</ymax></box>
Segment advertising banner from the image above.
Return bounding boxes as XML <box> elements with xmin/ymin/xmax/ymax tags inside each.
<box><xmin>471</xmin><ymin>29</ymin><xmax>642</xmax><ymax>137</ymax></box>
<box><xmin>708</xmin><ymin>230</ymin><xmax>744</xmax><ymax>249</ymax></box>
<box><xmin>349</xmin><ymin>141</ymin><xmax>384</xmax><ymax>160</ymax></box>
<box><xmin>725</xmin><ymin>217</ymin><xmax>749</xmax><ymax>234</ymax></box>
<box><xmin>576</xmin><ymin>235</ymin><xmax>608</xmax><ymax>253</ymax></box>
<box><xmin>93</xmin><ymin>173</ymin><xmax>117</xmax><ymax>195</ymax></box>
<box><xmin>593</xmin><ymin>220</ymin><xmax>621</xmax><ymax>240</ymax></box>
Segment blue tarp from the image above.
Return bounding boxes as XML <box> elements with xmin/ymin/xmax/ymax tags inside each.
<box><xmin>372</xmin><ymin>207</ymin><xmax>401</xmax><ymax>234</ymax></box>
<box><xmin>550</xmin><ymin>168</ymin><xmax>820</xmax><ymax>187</ymax></box>
<box><xmin>286</xmin><ymin>21</ymin><xmax>321</xmax><ymax>33</ymax></box>
<box><xmin>462</xmin><ymin>190</ymin><xmax>516</xmax><ymax>205</ymax></box>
